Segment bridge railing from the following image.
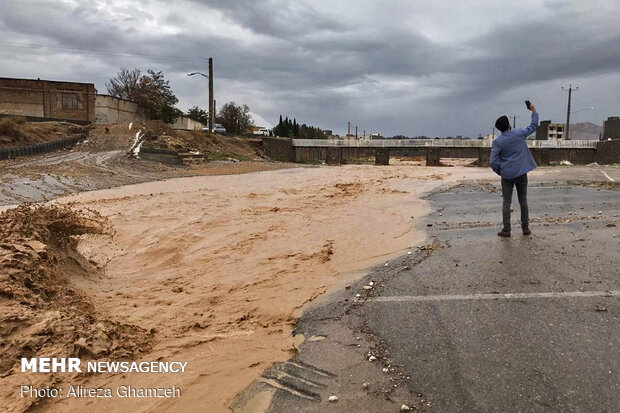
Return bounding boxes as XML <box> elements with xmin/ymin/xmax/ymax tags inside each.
<box><xmin>526</xmin><ymin>140</ymin><xmax>598</xmax><ymax>149</ymax></box>
<box><xmin>290</xmin><ymin>139</ymin><xmax>598</xmax><ymax>149</ymax></box>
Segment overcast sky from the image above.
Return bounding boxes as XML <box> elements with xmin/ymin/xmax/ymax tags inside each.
<box><xmin>0</xmin><ymin>0</ymin><xmax>618</xmax><ymax>137</ymax></box>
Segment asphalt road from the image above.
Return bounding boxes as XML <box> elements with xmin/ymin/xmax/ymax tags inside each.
<box><xmin>234</xmin><ymin>168</ymin><xmax>619</xmax><ymax>413</ymax></box>
<box><xmin>362</xmin><ymin>178</ymin><xmax>619</xmax><ymax>412</ymax></box>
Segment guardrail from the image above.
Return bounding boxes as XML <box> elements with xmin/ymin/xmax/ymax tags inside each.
<box><xmin>291</xmin><ymin>139</ymin><xmax>598</xmax><ymax>149</ymax></box>
<box><xmin>0</xmin><ymin>134</ymin><xmax>86</xmax><ymax>160</ymax></box>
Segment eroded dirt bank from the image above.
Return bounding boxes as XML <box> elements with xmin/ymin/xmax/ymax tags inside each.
<box><xmin>0</xmin><ymin>121</ymin><xmax>294</xmax><ymax>207</ymax></box>
<box><xmin>2</xmin><ymin>164</ymin><xmax>497</xmax><ymax>412</ymax></box>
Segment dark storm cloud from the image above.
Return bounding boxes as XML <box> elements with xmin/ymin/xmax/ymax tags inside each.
<box><xmin>189</xmin><ymin>0</ymin><xmax>347</xmax><ymax>38</ymax></box>
<box><xmin>0</xmin><ymin>1</ymin><xmax>141</xmax><ymax>51</ymax></box>
<box><xmin>456</xmin><ymin>16</ymin><xmax>620</xmax><ymax>97</ymax></box>
<box><xmin>0</xmin><ymin>0</ymin><xmax>618</xmax><ymax>136</ymax></box>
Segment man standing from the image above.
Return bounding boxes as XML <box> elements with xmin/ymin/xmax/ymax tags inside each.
<box><xmin>490</xmin><ymin>104</ymin><xmax>539</xmax><ymax>237</ymax></box>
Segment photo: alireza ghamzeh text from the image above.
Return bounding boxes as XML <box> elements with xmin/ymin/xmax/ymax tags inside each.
<box><xmin>0</xmin><ymin>1</ymin><xmax>618</xmax><ymax>412</ymax></box>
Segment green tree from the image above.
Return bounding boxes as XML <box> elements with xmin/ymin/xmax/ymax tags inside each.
<box><xmin>293</xmin><ymin>118</ymin><xmax>299</xmax><ymax>137</ymax></box>
<box><xmin>161</xmin><ymin>105</ymin><xmax>183</xmax><ymax>124</ymax></box>
<box><xmin>186</xmin><ymin>106</ymin><xmax>209</xmax><ymax>124</ymax></box>
<box><xmin>216</xmin><ymin>102</ymin><xmax>254</xmax><ymax>134</ymax></box>
<box><xmin>274</xmin><ymin>115</ymin><xmax>325</xmax><ymax>139</ymax></box>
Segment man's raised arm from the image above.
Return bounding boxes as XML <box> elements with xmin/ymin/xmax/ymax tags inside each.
<box><xmin>515</xmin><ymin>105</ymin><xmax>539</xmax><ymax>139</ymax></box>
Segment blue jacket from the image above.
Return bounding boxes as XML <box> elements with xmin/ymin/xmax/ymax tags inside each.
<box><xmin>490</xmin><ymin>112</ymin><xmax>539</xmax><ymax>179</ymax></box>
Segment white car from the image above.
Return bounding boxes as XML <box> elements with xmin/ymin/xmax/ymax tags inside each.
<box><xmin>201</xmin><ymin>123</ymin><xmax>227</xmax><ymax>134</ymax></box>
<box><xmin>253</xmin><ymin>128</ymin><xmax>270</xmax><ymax>136</ymax></box>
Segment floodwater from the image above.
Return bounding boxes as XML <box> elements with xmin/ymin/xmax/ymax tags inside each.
<box><xmin>30</xmin><ymin>164</ymin><xmax>497</xmax><ymax>412</ymax></box>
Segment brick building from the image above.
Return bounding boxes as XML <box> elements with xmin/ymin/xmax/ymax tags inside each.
<box><xmin>0</xmin><ymin>77</ymin><xmax>96</xmax><ymax>123</ymax></box>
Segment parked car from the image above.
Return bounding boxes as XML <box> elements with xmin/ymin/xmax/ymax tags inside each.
<box><xmin>201</xmin><ymin>123</ymin><xmax>227</xmax><ymax>134</ymax></box>
<box><xmin>252</xmin><ymin>128</ymin><xmax>270</xmax><ymax>136</ymax></box>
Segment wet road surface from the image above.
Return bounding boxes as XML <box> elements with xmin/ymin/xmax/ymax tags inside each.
<box><xmin>235</xmin><ymin>170</ymin><xmax>619</xmax><ymax>412</ymax></box>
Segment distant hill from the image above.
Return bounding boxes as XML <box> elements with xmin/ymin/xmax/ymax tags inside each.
<box><xmin>569</xmin><ymin>122</ymin><xmax>603</xmax><ymax>140</ymax></box>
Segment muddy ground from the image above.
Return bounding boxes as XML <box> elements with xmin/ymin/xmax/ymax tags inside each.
<box><xmin>0</xmin><ymin>121</ymin><xmax>295</xmax><ymax>206</ymax></box>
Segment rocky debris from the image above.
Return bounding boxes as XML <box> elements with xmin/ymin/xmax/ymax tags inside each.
<box><xmin>328</xmin><ymin>395</ymin><xmax>338</xmax><ymax>402</ymax></box>
<box><xmin>418</xmin><ymin>242</ymin><xmax>444</xmax><ymax>252</ymax></box>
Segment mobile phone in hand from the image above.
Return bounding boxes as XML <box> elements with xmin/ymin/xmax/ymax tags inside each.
<box><xmin>525</xmin><ymin>100</ymin><xmax>531</xmax><ymax>110</ymax></box>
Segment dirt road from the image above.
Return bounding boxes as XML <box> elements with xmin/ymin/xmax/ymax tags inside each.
<box><xmin>0</xmin><ymin>147</ymin><xmax>291</xmax><ymax>206</ymax></box>
<box><xmin>0</xmin><ymin>121</ymin><xmax>291</xmax><ymax>207</ymax></box>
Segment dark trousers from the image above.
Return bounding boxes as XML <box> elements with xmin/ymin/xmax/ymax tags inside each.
<box><xmin>501</xmin><ymin>174</ymin><xmax>528</xmax><ymax>231</ymax></box>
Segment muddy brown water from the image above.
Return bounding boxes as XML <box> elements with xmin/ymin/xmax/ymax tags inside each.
<box><xmin>4</xmin><ymin>164</ymin><xmax>501</xmax><ymax>412</ymax></box>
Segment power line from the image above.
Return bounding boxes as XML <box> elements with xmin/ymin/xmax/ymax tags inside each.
<box><xmin>0</xmin><ymin>40</ymin><xmax>208</xmax><ymax>63</ymax></box>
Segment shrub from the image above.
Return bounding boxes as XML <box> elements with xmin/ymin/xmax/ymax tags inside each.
<box><xmin>13</xmin><ymin>115</ymin><xmax>26</xmax><ymax>124</ymax></box>
<box><xmin>0</xmin><ymin>118</ymin><xmax>18</xmax><ymax>137</ymax></box>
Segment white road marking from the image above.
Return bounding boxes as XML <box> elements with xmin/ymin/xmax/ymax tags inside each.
<box><xmin>368</xmin><ymin>290</ymin><xmax>620</xmax><ymax>303</ymax></box>
<box><xmin>599</xmin><ymin>170</ymin><xmax>616</xmax><ymax>182</ymax></box>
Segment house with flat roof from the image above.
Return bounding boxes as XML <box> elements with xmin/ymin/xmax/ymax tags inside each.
<box><xmin>0</xmin><ymin>77</ymin><xmax>96</xmax><ymax>123</ymax></box>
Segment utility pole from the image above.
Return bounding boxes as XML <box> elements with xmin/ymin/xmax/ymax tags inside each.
<box><xmin>562</xmin><ymin>84</ymin><xmax>578</xmax><ymax>140</ymax></box>
<box><xmin>512</xmin><ymin>115</ymin><xmax>519</xmax><ymax>128</ymax></box>
<box><xmin>363</xmin><ymin>130</ymin><xmax>366</xmax><ymax>139</ymax></box>
<box><xmin>347</xmin><ymin>121</ymin><xmax>351</xmax><ymax>138</ymax></box>
<box><xmin>208</xmin><ymin>57</ymin><xmax>214</xmax><ymax>133</ymax></box>
<box><xmin>355</xmin><ymin>126</ymin><xmax>358</xmax><ymax>139</ymax></box>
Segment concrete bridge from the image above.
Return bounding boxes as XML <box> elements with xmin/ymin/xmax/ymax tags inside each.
<box><xmin>263</xmin><ymin>138</ymin><xmax>619</xmax><ymax>166</ymax></box>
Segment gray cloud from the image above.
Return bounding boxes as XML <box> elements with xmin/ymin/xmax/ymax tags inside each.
<box><xmin>191</xmin><ymin>0</ymin><xmax>348</xmax><ymax>38</ymax></box>
<box><xmin>0</xmin><ymin>0</ymin><xmax>618</xmax><ymax>136</ymax></box>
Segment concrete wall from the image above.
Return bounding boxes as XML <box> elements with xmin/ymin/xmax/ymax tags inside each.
<box><xmin>95</xmin><ymin>95</ymin><xmax>147</xmax><ymax>124</ymax></box>
<box><xmin>138</xmin><ymin>147</ymin><xmax>183</xmax><ymax>165</ymax></box>
<box><xmin>262</xmin><ymin>137</ymin><xmax>294</xmax><ymax>162</ymax></box>
<box><xmin>294</xmin><ymin>146</ymin><xmax>325</xmax><ymax>163</ymax></box>
<box><xmin>341</xmin><ymin>147</ymin><xmax>376</xmax><ymax>161</ymax></box>
<box><xmin>170</xmin><ymin>116</ymin><xmax>205</xmax><ymax>131</ymax></box>
<box><xmin>596</xmin><ymin>140</ymin><xmax>620</xmax><ymax>164</ymax></box>
<box><xmin>95</xmin><ymin>96</ymin><xmax>204</xmax><ymax>130</ymax></box>
<box><xmin>530</xmin><ymin>148</ymin><xmax>596</xmax><ymax>165</ymax></box>
<box><xmin>0</xmin><ymin>77</ymin><xmax>95</xmax><ymax>122</ymax></box>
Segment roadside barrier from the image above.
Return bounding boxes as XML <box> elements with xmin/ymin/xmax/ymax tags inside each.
<box><xmin>0</xmin><ymin>134</ymin><xmax>87</xmax><ymax>160</ymax></box>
